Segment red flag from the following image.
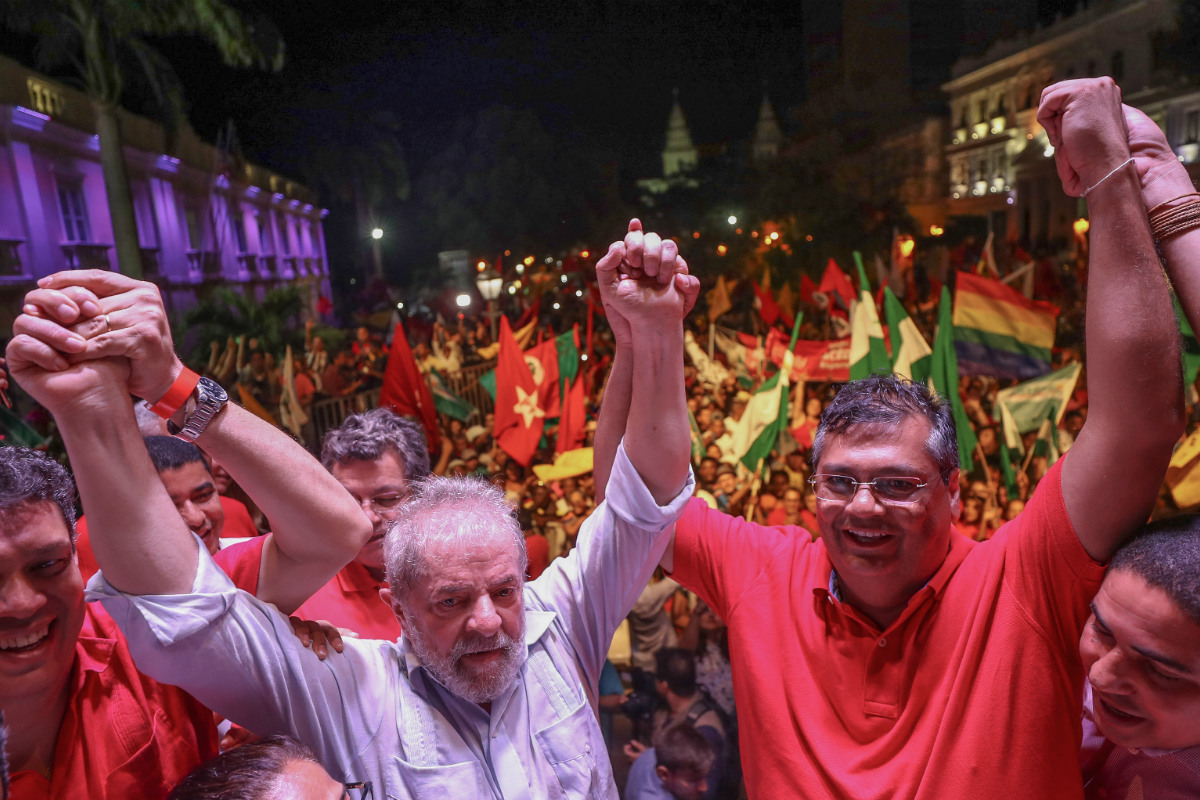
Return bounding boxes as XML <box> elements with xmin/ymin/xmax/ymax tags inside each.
<box><xmin>753</xmin><ymin>281</ymin><xmax>782</xmax><ymax>327</ymax></box>
<box><xmin>379</xmin><ymin>321</ymin><xmax>439</xmax><ymax>454</ymax></box>
<box><xmin>494</xmin><ymin>316</ymin><xmax>545</xmax><ymax>466</ymax></box>
<box><xmin>515</xmin><ymin>296</ymin><xmax>541</xmax><ymax>330</ymax></box>
<box><xmin>523</xmin><ymin>335</ymin><xmax>561</xmax><ymax>417</ymax></box>
<box><xmin>799</xmin><ymin>274</ymin><xmax>817</xmax><ymax>305</ymax></box>
<box><xmin>819</xmin><ymin>258</ymin><xmax>856</xmax><ymax>309</ymax></box>
<box><xmin>555</xmin><ymin>373</ymin><xmax>586</xmax><ymax>454</ymax></box>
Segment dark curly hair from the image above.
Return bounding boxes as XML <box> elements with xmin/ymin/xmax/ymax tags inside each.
<box><xmin>0</xmin><ymin>447</ymin><xmax>77</xmax><ymax>540</ymax></box>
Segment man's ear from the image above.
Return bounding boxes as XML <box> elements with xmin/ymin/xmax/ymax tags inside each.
<box><xmin>947</xmin><ymin>468</ymin><xmax>962</xmax><ymax>521</ymax></box>
<box><xmin>655</xmin><ymin>765</ymin><xmax>671</xmax><ymax>785</ymax></box>
<box><xmin>380</xmin><ymin>586</ymin><xmax>406</xmax><ymax>624</ymax></box>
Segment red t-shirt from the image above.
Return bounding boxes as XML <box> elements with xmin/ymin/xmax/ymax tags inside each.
<box><xmin>671</xmin><ymin>457</ymin><xmax>1103</xmax><ymax>800</ymax></box>
<box><xmin>214</xmin><ymin>535</ymin><xmax>402</xmax><ymax>641</ymax></box>
<box><xmin>10</xmin><ymin>606</ymin><xmax>219</xmax><ymax>800</ymax></box>
<box><xmin>524</xmin><ymin>532</ymin><xmax>549</xmax><ymax>580</ymax></box>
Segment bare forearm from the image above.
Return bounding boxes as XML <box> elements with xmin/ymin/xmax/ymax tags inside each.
<box><xmin>58</xmin><ymin>390</ymin><xmax>198</xmax><ymax>594</ymax></box>
<box><xmin>593</xmin><ymin>344</ymin><xmax>633</xmax><ymax>504</ymax></box>
<box><xmin>196</xmin><ymin>403</ymin><xmax>370</xmax><ymax>568</ymax></box>
<box><xmin>623</xmin><ymin>325</ymin><xmax>689</xmax><ymax>505</ymax></box>
<box><xmin>1069</xmin><ymin>164</ymin><xmax>1183</xmax><ymax>559</ymax></box>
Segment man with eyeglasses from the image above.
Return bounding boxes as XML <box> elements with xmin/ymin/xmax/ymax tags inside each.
<box><xmin>215</xmin><ymin>408</ymin><xmax>429</xmax><ymax>641</ymax></box>
<box><xmin>592</xmin><ymin>79</ymin><xmax>1187</xmax><ymax>799</ymax></box>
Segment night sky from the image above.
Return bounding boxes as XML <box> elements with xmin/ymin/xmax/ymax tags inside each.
<box><xmin>165</xmin><ymin>0</ymin><xmax>1083</xmax><ymax>182</ymax></box>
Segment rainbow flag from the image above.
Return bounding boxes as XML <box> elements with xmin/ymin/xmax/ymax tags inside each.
<box><xmin>952</xmin><ymin>272</ymin><xmax>1059</xmax><ymax>380</ymax></box>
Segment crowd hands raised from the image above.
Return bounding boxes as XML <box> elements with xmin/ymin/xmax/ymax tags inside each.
<box><xmin>0</xmin><ymin>77</ymin><xmax>1198</xmax><ymax>800</ymax></box>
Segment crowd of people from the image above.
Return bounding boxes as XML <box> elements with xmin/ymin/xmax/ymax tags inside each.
<box><xmin>0</xmin><ymin>78</ymin><xmax>1197</xmax><ymax>800</ymax></box>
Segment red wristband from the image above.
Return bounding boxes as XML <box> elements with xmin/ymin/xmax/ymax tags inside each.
<box><xmin>150</xmin><ymin>367</ymin><xmax>200</xmax><ymax>419</ymax></box>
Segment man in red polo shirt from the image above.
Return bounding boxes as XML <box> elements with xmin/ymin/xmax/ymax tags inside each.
<box><xmin>596</xmin><ymin>79</ymin><xmax>1185</xmax><ymax>799</ymax></box>
<box><xmin>0</xmin><ymin>446</ymin><xmax>219</xmax><ymax>800</ymax></box>
<box><xmin>215</xmin><ymin>408</ymin><xmax>429</xmax><ymax>640</ymax></box>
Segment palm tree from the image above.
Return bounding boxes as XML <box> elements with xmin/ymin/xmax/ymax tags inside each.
<box><xmin>181</xmin><ymin>285</ymin><xmax>303</xmax><ymax>360</ymax></box>
<box><xmin>0</xmin><ymin>1</ymin><xmax>283</xmax><ymax>279</ymax></box>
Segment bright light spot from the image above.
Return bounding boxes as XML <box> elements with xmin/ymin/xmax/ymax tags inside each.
<box><xmin>929</xmin><ymin>225</ymin><xmax>945</xmax><ymax>237</ymax></box>
<box><xmin>349</xmin><ymin>278</ymin><xmax>357</xmax><ymax>285</ymax></box>
<box><xmin>769</xmin><ymin>232</ymin><xmax>779</xmax><ymax>241</ymax></box>
<box><xmin>371</xmin><ymin>228</ymin><xmax>383</xmax><ymax>240</ymax></box>
<box><xmin>552</xmin><ymin>302</ymin><xmax>561</xmax><ymax>310</ymax></box>
<box><xmin>524</xmin><ymin>255</ymin><xmax>535</xmax><ymax>266</ymax></box>
<box><xmin>545</xmin><ymin>257</ymin><xmax>554</xmax><ymax>264</ymax></box>
<box><xmin>455</xmin><ymin>294</ymin><xmax>471</xmax><ymax>308</ymax></box>
<box><xmin>898</xmin><ymin>236</ymin><xmax>915</xmax><ymax>258</ymax></box>
<box><xmin>717</xmin><ymin>244</ymin><xmax>728</xmax><ymax>255</ymax></box>
<box><xmin>514</xmin><ymin>280</ymin><xmax>522</xmax><ymax>288</ymax></box>
<box><xmin>1026</xmin><ymin>133</ymin><xmax>1034</xmax><ymax>140</ymax></box>
<box><xmin>953</xmin><ymin>192</ymin><xmax>960</xmax><ymax>199</ymax></box>
<box><xmin>581</xmin><ymin>353</ymin><xmax>589</xmax><ymax>361</ymax></box>
<box><xmin>560</xmin><ymin>275</ymin><xmax>568</xmax><ymax>283</ymax></box>
<box><xmin>504</xmin><ymin>249</ymin><xmax>511</xmax><ymax>256</ymax></box>
<box><xmin>575</xmin><ymin>290</ymin><xmax>583</xmax><ymax>297</ymax></box>
<box><xmin>508</xmin><ymin>285</ymin><xmax>517</xmax><ymax>294</ymax></box>
<box><xmin>727</xmin><ymin>215</ymin><xmax>737</xmax><ymax>225</ymax></box>
<box><xmin>1043</xmin><ymin>145</ymin><xmax>1054</xmax><ymax>157</ymax></box>
<box><xmin>580</xmin><ymin>250</ymin><xmax>590</xmax><ymax>259</ymax></box>
<box><xmin>1006</xmin><ymin>197</ymin><xmax>1014</xmax><ymax>205</ymax></box>
<box><xmin>396</xmin><ymin>302</ymin><xmax>405</xmax><ymax>309</ymax></box>
<box><xmin>735</xmin><ymin>228</ymin><xmax>743</xmax><ymax>234</ymax></box>
<box><xmin>692</xmin><ymin>231</ymin><xmax>700</xmax><ymax>239</ymax></box>
<box><xmin>805</xmin><ymin>234</ymin><xmax>813</xmax><ymax>242</ymax></box>
<box><xmin>1073</xmin><ymin>218</ymin><xmax>1090</xmax><ymax>236</ymax></box>
<box><xmin>476</xmin><ymin>260</ymin><xmax>487</xmax><ymax>271</ymax></box>
<box><xmin>516</xmin><ymin>264</ymin><xmax>525</xmax><ymax>274</ymax></box>
<box><xmin>751</xmin><ymin>231</ymin><xmax>759</xmax><ymax>238</ymax></box>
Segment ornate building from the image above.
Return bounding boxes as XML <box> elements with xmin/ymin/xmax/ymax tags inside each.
<box><xmin>0</xmin><ymin>54</ymin><xmax>331</xmax><ymax>325</ymax></box>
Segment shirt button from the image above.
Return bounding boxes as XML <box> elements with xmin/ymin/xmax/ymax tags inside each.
<box><xmin>585</xmin><ymin>745</ymin><xmax>591</xmax><ymax>753</ymax></box>
<box><xmin>878</xmin><ymin>637</ymin><xmax>887</xmax><ymax>647</ymax></box>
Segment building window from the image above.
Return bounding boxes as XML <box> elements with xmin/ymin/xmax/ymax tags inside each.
<box><xmin>56</xmin><ymin>180</ymin><xmax>91</xmax><ymax>242</ymax></box>
<box><xmin>1186</xmin><ymin>110</ymin><xmax>1199</xmax><ymax>145</ymax></box>
<box><xmin>977</xmin><ymin>100</ymin><xmax>987</xmax><ymax>123</ymax></box>
<box><xmin>1111</xmin><ymin>51</ymin><xmax>1124</xmax><ymax>82</ymax></box>
<box><xmin>257</xmin><ymin>212</ymin><xmax>273</xmax><ymax>253</ymax></box>
<box><xmin>27</xmin><ymin>79</ymin><xmax>65</xmax><ymax>116</ymax></box>
<box><xmin>184</xmin><ymin>208</ymin><xmax>203</xmax><ymax>250</ymax></box>
<box><xmin>277</xmin><ymin>213</ymin><xmax>292</xmax><ymax>254</ymax></box>
<box><xmin>232</xmin><ymin>207</ymin><xmax>249</xmax><ymax>253</ymax></box>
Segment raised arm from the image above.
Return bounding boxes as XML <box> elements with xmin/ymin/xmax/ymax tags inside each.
<box><xmin>8</xmin><ymin>272</ymin><xmax>370</xmax><ymax>597</ymax></box>
<box><xmin>1037</xmin><ymin>79</ymin><xmax>1184</xmax><ymax>561</ymax></box>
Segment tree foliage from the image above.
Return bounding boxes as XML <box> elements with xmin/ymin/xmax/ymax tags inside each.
<box><xmin>180</xmin><ymin>285</ymin><xmax>303</xmax><ymax>359</ymax></box>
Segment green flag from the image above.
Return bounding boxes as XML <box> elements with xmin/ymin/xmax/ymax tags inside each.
<box><xmin>998</xmin><ymin>439</ymin><xmax>1019</xmax><ymax>498</ymax></box>
<box><xmin>994</xmin><ymin>362</ymin><xmax>1081</xmax><ymax>454</ymax></box>
<box><xmin>1175</xmin><ymin>295</ymin><xmax>1200</xmax><ymax>388</ymax></box>
<box><xmin>1031</xmin><ymin>405</ymin><xmax>1062</xmax><ymax>466</ymax></box>
<box><xmin>930</xmin><ymin>286</ymin><xmax>978</xmax><ymax>472</ymax></box>
<box><xmin>479</xmin><ymin>369</ymin><xmax>496</xmax><ymax>402</ymax></box>
<box><xmin>883</xmin><ymin>286</ymin><xmax>932</xmax><ymax>385</ymax></box>
<box><xmin>730</xmin><ymin>315</ymin><xmax>803</xmax><ymax>471</ymax></box>
<box><xmin>849</xmin><ymin>252</ymin><xmax>890</xmax><ymax>380</ymax></box>
<box><xmin>429</xmin><ymin>369</ymin><xmax>476</xmax><ymax>422</ymax></box>
<box><xmin>688</xmin><ymin>408</ymin><xmax>706</xmax><ymax>465</ymax></box>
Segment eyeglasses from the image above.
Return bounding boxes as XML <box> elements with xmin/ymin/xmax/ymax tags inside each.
<box><xmin>808</xmin><ymin>474</ymin><xmax>930</xmax><ymax>505</ymax></box>
<box><xmin>342</xmin><ymin>781</ymin><xmax>373</xmax><ymax>800</ymax></box>
<box><xmin>357</xmin><ymin>492</ymin><xmax>407</xmax><ymax>515</ymax></box>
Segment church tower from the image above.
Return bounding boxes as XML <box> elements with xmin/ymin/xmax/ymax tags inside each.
<box><xmin>752</xmin><ymin>90</ymin><xmax>784</xmax><ymax>163</ymax></box>
<box><xmin>662</xmin><ymin>88</ymin><xmax>698</xmax><ymax>177</ymax></box>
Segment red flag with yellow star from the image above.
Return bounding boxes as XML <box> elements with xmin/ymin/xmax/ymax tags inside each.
<box><xmin>494</xmin><ymin>315</ymin><xmax>545</xmax><ymax>466</ymax></box>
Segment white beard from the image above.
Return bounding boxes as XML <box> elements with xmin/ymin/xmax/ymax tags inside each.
<box><xmin>405</xmin><ymin>620</ymin><xmax>527</xmax><ymax>704</ymax></box>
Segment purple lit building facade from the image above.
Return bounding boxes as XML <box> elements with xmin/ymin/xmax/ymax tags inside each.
<box><xmin>0</xmin><ymin>55</ymin><xmax>332</xmax><ymax>326</ymax></box>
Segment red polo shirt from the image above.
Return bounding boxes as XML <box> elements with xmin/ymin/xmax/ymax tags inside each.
<box><xmin>671</xmin><ymin>457</ymin><xmax>1103</xmax><ymax>800</ymax></box>
<box><xmin>214</xmin><ymin>535</ymin><xmax>402</xmax><ymax>641</ymax></box>
<box><xmin>10</xmin><ymin>606</ymin><xmax>219</xmax><ymax>800</ymax></box>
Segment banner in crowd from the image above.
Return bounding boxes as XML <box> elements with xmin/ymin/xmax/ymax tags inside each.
<box><xmin>763</xmin><ymin>328</ymin><xmax>850</xmax><ymax>381</ymax></box>
<box><xmin>706</xmin><ymin>275</ymin><xmax>734</xmax><ymax>322</ymax></box>
<box><xmin>994</xmin><ymin>362</ymin><xmax>1081</xmax><ymax>453</ymax></box>
<box><xmin>380</xmin><ymin>320</ymin><xmax>440</xmax><ymax>453</ymax></box>
<box><xmin>849</xmin><ymin>252</ymin><xmax>890</xmax><ymax>380</ymax></box>
<box><xmin>494</xmin><ymin>316</ymin><xmax>544</xmax><ymax>466</ymax></box>
<box><xmin>731</xmin><ymin>316</ymin><xmax>802</xmax><ymax>471</ymax></box>
<box><xmin>883</xmin><ymin>286</ymin><xmax>932</xmax><ymax>385</ymax></box>
<box><xmin>428</xmin><ymin>369</ymin><xmax>476</xmax><ymax>422</ymax></box>
<box><xmin>931</xmin><ymin>285</ymin><xmax>978</xmax><ymax>469</ymax></box>
<box><xmin>714</xmin><ymin>327</ymin><xmax>765</xmax><ymax>383</ymax></box>
<box><xmin>952</xmin><ymin>272</ymin><xmax>1059</xmax><ymax>380</ymax></box>
<box><xmin>685</xmin><ymin>331</ymin><xmax>732</xmax><ymax>386</ymax></box>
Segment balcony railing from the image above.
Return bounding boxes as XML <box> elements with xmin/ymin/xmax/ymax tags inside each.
<box><xmin>0</xmin><ymin>239</ymin><xmax>24</xmax><ymax>276</ymax></box>
<box><xmin>236</xmin><ymin>253</ymin><xmax>258</xmax><ymax>273</ymax></box>
<box><xmin>62</xmin><ymin>243</ymin><xmax>112</xmax><ymax>270</ymax></box>
<box><xmin>258</xmin><ymin>254</ymin><xmax>277</xmax><ymax>276</ymax></box>
<box><xmin>186</xmin><ymin>250</ymin><xmax>222</xmax><ymax>275</ymax></box>
<box><xmin>281</xmin><ymin>255</ymin><xmax>300</xmax><ymax>276</ymax></box>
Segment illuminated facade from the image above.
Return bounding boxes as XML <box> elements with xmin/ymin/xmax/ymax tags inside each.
<box><xmin>0</xmin><ymin>55</ymin><xmax>331</xmax><ymax>321</ymax></box>
<box><xmin>942</xmin><ymin>0</ymin><xmax>1195</xmax><ymax>252</ymax></box>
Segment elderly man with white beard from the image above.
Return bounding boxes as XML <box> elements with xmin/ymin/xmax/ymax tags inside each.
<box><xmin>5</xmin><ymin>220</ymin><xmax>697</xmax><ymax>799</ymax></box>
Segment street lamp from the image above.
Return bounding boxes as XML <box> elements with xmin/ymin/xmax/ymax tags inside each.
<box><xmin>371</xmin><ymin>228</ymin><xmax>383</xmax><ymax>240</ymax></box>
<box><xmin>368</xmin><ymin>227</ymin><xmax>384</xmax><ymax>279</ymax></box>
<box><xmin>475</xmin><ymin>264</ymin><xmax>504</xmax><ymax>340</ymax></box>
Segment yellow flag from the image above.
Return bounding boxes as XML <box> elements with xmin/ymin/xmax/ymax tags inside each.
<box><xmin>1166</xmin><ymin>428</ymin><xmax>1200</xmax><ymax>509</ymax></box>
<box><xmin>706</xmin><ymin>276</ymin><xmax>733</xmax><ymax>322</ymax></box>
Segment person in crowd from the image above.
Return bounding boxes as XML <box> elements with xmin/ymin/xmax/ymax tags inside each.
<box><xmin>6</xmin><ymin>219</ymin><xmax>698</xmax><ymax>795</ymax></box>
<box><xmin>624</xmin><ymin>723</ymin><xmax>716</xmax><ymax>800</ymax></box>
<box><xmin>215</xmin><ymin>408</ymin><xmax>430</xmax><ymax>641</ymax></box>
<box><xmin>1079</xmin><ymin>516</ymin><xmax>1200</xmax><ymax>798</ymax></box>
<box><xmin>0</xmin><ymin>447</ymin><xmax>219</xmax><ymax>799</ymax></box>
<box><xmin>628</xmin><ymin>571</ymin><xmax>684</xmax><ymax>674</ymax></box>
<box><xmin>167</xmin><ymin>736</ymin><xmax>357</xmax><ymax>800</ymax></box>
<box><xmin>320</xmin><ymin>349</ymin><xmax>363</xmax><ymax>398</ymax></box>
<box><xmin>594</xmin><ymin>78</ymin><xmax>1187</xmax><ymax>798</ymax></box>
<box><xmin>678</xmin><ymin>601</ymin><xmax>735</xmax><ymax>721</ymax></box>
<box><xmin>303</xmin><ymin>320</ymin><xmax>329</xmax><ymax>392</ymax></box>
<box><xmin>625</xmin><ymin>648</ymin><xmax>726</xmax><ymax>799</ymax></box>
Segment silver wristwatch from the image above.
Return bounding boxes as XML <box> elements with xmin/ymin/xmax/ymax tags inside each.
<box><xmin>167</xmin><ymin>376</ymin><xmax>229</xmax><ymax>442</ymax></box>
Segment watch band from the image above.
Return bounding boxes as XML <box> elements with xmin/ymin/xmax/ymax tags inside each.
<box><xmin>168</xmin><ymin>376</ymin><xmax>228</xmax><ymax>442</ymax></box>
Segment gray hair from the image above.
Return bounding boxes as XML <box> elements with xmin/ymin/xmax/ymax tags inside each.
<box><xmin>383</xmin><ymin>475</ymin><xmax>527</xmax><ymax>596</ymax></box>
<box><xmin>812</xmin><ymin>375</ymin><xmax>959</xmax><ymax>483</ymax></box>
<box><xmin>321</xmin><ymin>408</ymin><xmax>431</xmax><ymax>480</ymax></box>
<box><xmin>1109</xmin><ymin>515</ymin><xmax>1200</xmax><ymax>627</ymax></box>
<box><xmin>0</xmin><ymin>447</ymin><xmax>78</xmax><ymax>540</ymax></box>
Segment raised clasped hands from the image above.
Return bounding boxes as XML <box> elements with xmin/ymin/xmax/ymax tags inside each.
<box><xmin>1038</xmin><ymin>77</ymin><xmax>1131</xmax><ymax>198</ymax></box>
<box><xmin>595</xmin><ymin>219</ymin><xmax>700</xmax><ymax>342</ymax></box>
<box><xmin>6</xmin><ymin>270</ymin><xmax>182</xmax><ymax>414</ymax></box>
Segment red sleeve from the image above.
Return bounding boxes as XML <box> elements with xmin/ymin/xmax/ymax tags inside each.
<box><xmin>74</xmin><ymin>515</ymin><xmax>101</xmax><ymax>584</ymax></box>
<box><xmin>219</xmin><ymin>496</ymin><xmax>260</xmax><ymax>539</ymax></box>
<box><xmin>212</xmin><ymin>535</ymin><xmax>268</xmax><ymax>594</ymax></box>
<box><xmin>993</xmin><ymin>453</ymin><xmax>1107</xmax><ymax>655</ymax></box>
<box><xmin>524</xmin><ymin>533</ymin><xmax>549</xmax><ymax>580</ymax></box>
<box><xmin>670</xmin><ymin>498</ymin><xmax>798</xmax><ymax>622</ymax></box>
